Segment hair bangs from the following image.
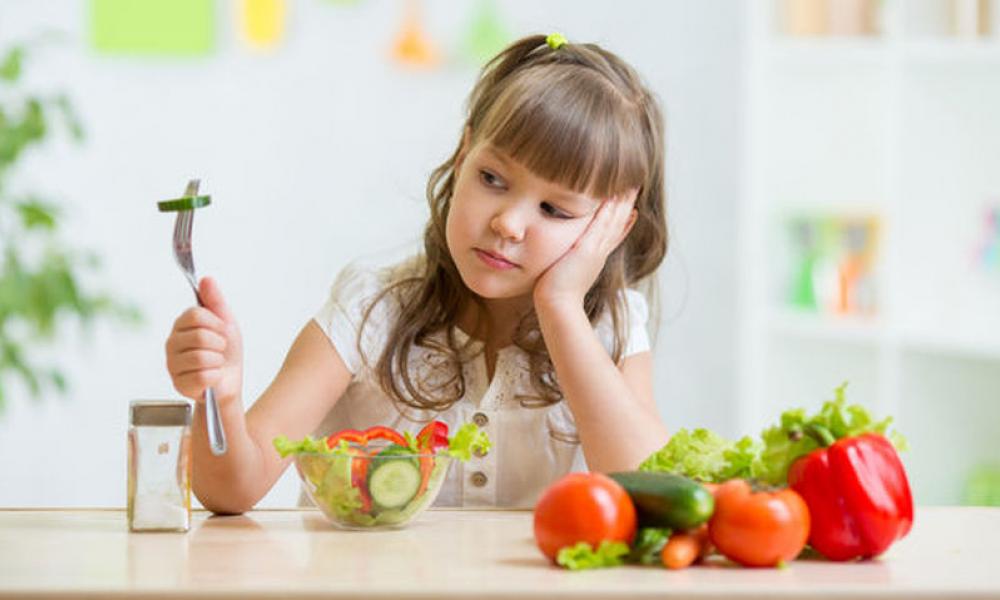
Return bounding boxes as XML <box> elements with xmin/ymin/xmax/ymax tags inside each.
<box><xmin>476</xmin><ymin>66</ymin><xmax>649</xmax><ymax>200</ymax></box>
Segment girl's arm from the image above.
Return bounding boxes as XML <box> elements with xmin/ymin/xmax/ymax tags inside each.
<box><xmin>190</xmin><ymin>320</ymin><xmax>352</xmax><ymax>514</ymax></box>
<box><xmin>535</xmin><ymin>302</ymin><xmax>667</xmax><ymax>472</ymax></box>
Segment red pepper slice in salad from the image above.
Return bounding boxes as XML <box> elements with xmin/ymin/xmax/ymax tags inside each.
<box><xmin>325</xmin><ymin>426</ymin><xmax>410</xmax><ymax>513</ymax></box>
<box><xmin>347</xmin><ymin>447</ymin><xmax>373</xmax><ymax>512</ymax></box>
<box><xmin>415</xmin><ymin>421</ymin><xmax>450</xmax><ymax>496</ymax></box>
<box><xmin>416</xmin><ymin>420</ymin><xmax>450</xmax><ymax>452</ymax></box>
<box><xmin>326</xmin><ymin>429</ymin><xmax>367</xmax><ymax>447</ymax></box>
<box><xmin>326</xmin><ymin>425</ymin><xmax>408</xmax><ymax>449</ymax></box>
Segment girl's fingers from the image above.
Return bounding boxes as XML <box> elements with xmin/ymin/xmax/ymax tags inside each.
<box><xmin>166</xmin><ymin>328</ymin><xmax>227</xmax><ymax>354</ymax></box>
<box><xmin>168</xmin><ymin>349</ymin><xmax>225</xmax><ymax>374</ymax></box>
<box><xmin>584</xmin><ymin>196</ymin><xmax>635</xmax><ymax>253</ymax></box>
<box><xmin>172</xmin><ymin>306</ymin><xmax>226</xmax><ymax>334</ymax></box>
<box><xmin>173</xmin><ymin>369</ymin><xmax>222</xmax><ymax>400</ymax></box>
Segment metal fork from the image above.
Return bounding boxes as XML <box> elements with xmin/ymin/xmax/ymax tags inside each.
<box><xmin>172</xmin><ymin>179</ymin><xmax>227</xmax><ymax>456</ymax></box>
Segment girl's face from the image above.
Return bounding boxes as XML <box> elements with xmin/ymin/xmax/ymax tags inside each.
<box><xmin>446</xmin><ymin>142</ymin><xmax>601</xmax><ymax>304</ymax></box>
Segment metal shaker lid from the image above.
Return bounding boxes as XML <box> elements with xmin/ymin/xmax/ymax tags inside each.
<box><xmin>129</xmin><ymin>400</ymin><xmax>193</xmax><ymax>426</ymax></box>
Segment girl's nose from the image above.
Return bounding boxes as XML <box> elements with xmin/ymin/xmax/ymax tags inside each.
<box><xmin>490</xmin><ymin>207</ymin><xmax>525</xmax><ymax>243</ymax></box>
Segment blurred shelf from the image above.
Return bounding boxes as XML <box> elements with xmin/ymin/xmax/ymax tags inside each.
<box><xmin>900</xmin><ymin>327</ymin><xmax>1000</xmax><ymax>361</ymax></box>
<box><xmin>770</xmin><ymin>309</ymin><xmax>886</xmax><ymax>345</ymax></box>
<box><xmin>764</xmin><ymin>37</ymin><xmax>1000</xmax><ymax>64</ymax></box>
<box><xmin>746</xmin><ymin>0</ymin><xmax>1000</xmax><ymax>508</ymax></box>
<box><xmin>764</xmin><ymin>37</ymin><xmax>891</xmax><ymax>66</ymax></box>
<box><xmin>903</xmin><ymin>39</ymin><xmax>1000</xmax><ymax>62</ymax></box>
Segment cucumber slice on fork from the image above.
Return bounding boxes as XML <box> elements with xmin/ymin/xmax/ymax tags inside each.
<box><xmin>157</xmin><ymin>195</ymin><xmax>211</xmax><ymax>212</ymax></box>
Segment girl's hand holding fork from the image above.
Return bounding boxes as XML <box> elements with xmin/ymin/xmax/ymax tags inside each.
<box><xmin>165</xmin><ymin>277</ymin><xmax>244</xmax><ymax>406</ymax></box>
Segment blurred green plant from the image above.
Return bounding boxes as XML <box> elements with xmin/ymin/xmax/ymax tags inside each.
<box><xmin>0</xmin><ymin>43</ymin><xmax>140</xmax><ymax>413</ymax></box>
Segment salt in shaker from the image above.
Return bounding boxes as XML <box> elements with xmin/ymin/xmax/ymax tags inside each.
<box><xmin>127</xmin><ymin>400</ymin><xmax>193</xmax><ymax>532</ymax></box>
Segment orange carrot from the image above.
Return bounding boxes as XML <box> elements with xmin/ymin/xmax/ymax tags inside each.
<box><xmin>689</xmin><ymin>523</ymin><xmax>714</xmax><ymax>561</ymax></box>
<box><xmin>661</xmin><ymin>532</ymin><xmax>701</xmax><ymax>570</ymax></box>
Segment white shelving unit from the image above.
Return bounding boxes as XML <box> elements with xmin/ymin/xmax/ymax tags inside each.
<box><xmin>740</xmin><ymin>0</ymin><xmax>1000</xmax><ymax>505</ymax></box>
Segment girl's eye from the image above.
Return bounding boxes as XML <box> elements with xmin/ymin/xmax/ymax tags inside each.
<box><xmin>540</xmin><ymin>202</ymin><xmax>572</xmax><ymax>219</ymax></box>
<box><xmin>479</xmin><ymin>170</ymin><xmax>505</xmax><ymax>189</ymax></box>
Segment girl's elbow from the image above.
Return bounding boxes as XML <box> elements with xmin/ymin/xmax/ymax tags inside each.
<box><xmin>193</xmin><ymin>486</ymin><xmax>258</xmax><ymax>516</ymax></box>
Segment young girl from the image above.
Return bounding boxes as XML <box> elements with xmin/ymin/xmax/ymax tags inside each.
<box><xmin>165</xmin><ymin>33</ymin><xmax>670</xmax><ymax>514</ymax></box>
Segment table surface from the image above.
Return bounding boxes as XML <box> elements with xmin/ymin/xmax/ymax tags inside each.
<box><xmin>1</xmin><ymin>506</ymin><xmax>999</xmax><ymax>599</ymax></box>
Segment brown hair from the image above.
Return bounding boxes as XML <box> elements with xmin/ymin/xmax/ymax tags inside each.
<box><xmin>360</xmin><ymin>34</ymin><xmax>667</xmax><ymax>413</ymax></box>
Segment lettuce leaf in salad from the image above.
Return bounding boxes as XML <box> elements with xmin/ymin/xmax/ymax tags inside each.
<box><xmin>273</xmin><ymin>434</ymin><xmax>339</xmax><ymax>457</ymax></box>
<box><xmin>309</xmin><ymin>454</ymin><xmax>373</xmax><ymax>526</ymax></box>
<box><xmin>443</xmin><ymin>423</ymin><xmax>492</xmax><ymax>461</ymax></box>
<box><xmin>403</xmin><ymin>431</ymin><xmax>421</xmax><ymax>453</ymax></box>
<box><xmin>556</xmin><ymin>541</ymin><xmax>630</xmax><ymax>571</ymax></box>
<box><xmin>272</xmin><ymin>423</ymin><xmax>491</xmax><ymax>462</ymax></box>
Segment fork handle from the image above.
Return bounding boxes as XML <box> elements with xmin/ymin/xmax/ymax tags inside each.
<box><xmin>191</xmin><ymin>288</ymin><xmax>228</xmax><ymax>455</ymax></box>
<box><xmin>204</xmin><ymin>387</ymin><xmax>228</xmax><ymax>456</ymax></box>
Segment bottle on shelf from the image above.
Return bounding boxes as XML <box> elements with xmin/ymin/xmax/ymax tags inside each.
<box><xmin>782</xmin><ymin>213</ymin><xmax>881</xmax><ymax>317</ymax></box>
<box><xmin>950</xmin><ymin>0</ymin><xmax>992</xmax><ymax>38</ymax></box>
<box><xmin>781</xmin><ymin>0</ymin><xmax>880</xmax><ymax>37</ymax></box>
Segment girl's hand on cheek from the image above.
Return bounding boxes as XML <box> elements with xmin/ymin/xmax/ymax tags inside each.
<box><xmin>533</xmin><ymin>189</ymin><xmax>638</xmax><ymax>312</ymax></box>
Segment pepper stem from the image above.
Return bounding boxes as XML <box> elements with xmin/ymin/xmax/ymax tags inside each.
<box><xmin>802</xmin><ymin>423</ymin><xmax>836</xmax><ymax>448</ymax></box>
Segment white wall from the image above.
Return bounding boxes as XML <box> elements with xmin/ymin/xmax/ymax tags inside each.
<box><xmin>0</xmin><ymin>0</ymin><xmax>743</xmax><ymax>507</ymax></box>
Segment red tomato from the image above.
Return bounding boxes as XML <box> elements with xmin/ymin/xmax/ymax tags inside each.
<box><xmin>533</xmin><ymin>473</ymin><xmax>637</xmax><ymax>562</ymax></box>
<box><xmin>708</xmin><ymin>479</ymin><xmax>810</xmax><ymax>568</ymax></box>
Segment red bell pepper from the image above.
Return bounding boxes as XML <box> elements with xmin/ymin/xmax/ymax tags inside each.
<box><xmin>787</xmin><ymin>429</ymin><xmax>913</xmax><ymax>561</ymax></box>
<box><xmin>359</xmin><ymin>426</ymin><xmax>407</xmax><ymax>447</ymax></box>
<box><xmin>326</xmin><ymin>429</ymin><xmax>367</xmax><ymax>447</ymax></box>
<box><xmin>326</xmin><ymin>425</ymin><xmax>407</xmax><ymax>449</ymax></box>
<box><xmin>348</xmin><ymin>447</ymin><xmax>373</xmax><ymax>512</ymax></box>
<box><xmin>326</xmin><ymin>426</ymin><xmax>408</xmax><ymax>514</ymax></box>
<box><xmin>416</xmin><ymin>420</ymin><xmax>450</xmax><ymax>452</ymax></box>
<box><xmin>414</xmin><ymin>421</ymin><xmax>449</xmax><ymax>496</ymax></box>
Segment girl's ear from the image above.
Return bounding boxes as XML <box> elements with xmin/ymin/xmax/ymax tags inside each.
<box><xmin>619</xmin><ymin>208</ymin><xmax>639</xmax><ymax>247</ymax></box>
<box><xmin>617</xmin><ymin>188</ymin><xmax>641</xmax><ymax>245</ymax></box>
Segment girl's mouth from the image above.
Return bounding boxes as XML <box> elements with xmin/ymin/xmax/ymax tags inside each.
<box><xmin>474</xmin><ymin>248</ymin><xmax>519</xmax><ymax>270</ymax></box>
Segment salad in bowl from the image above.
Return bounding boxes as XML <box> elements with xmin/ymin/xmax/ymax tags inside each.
<box><xmin>274</xmin><ymin>421</ymin><xmax>490</xmax><ymax>530</ymax></box>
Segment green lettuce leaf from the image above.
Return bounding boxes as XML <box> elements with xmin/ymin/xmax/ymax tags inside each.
<box><xmin>556</xmin><ymin>541</ymin><xmax>630</xmax><ymax>570</ymax></box>
<box><xmin>273</xmin><ymin>434</ymin><xmax>337</xmax><ymax>458</ymax></box>
<box><xmin>755</xmin><ymin>382</ymin><xmax>908</xmax><ymax>485</ymax></box>
<box><xmin>274</xmin><ymin>423</ymin><xmax>492</xmax><ymax>463</ymax></box>
<box><xmin>638</xmin><ymin>428</ymin><xmax>760</xmax><ymax>483</ymax></box>
<box><xmin>403</xmin><ymin>430</ymin><xmax>421</xmax><ymax>453</ymax></box>
<box><xmin>638</xmin><ymin>383</ymin><xmax>908</xmax><ymax>486</ymax></box>
<box><xmin>628</xmin><ymin>528</ymin><xmax>672</xmax><ymax>565</ymax></box>
<box><xmin>445</xmin><ymin>423</ymin><xmax>492</xmax><ymax>461</ymax></box>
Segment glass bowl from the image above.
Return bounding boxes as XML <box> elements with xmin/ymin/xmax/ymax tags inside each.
<box><xmin>294</xmin><ymin>443</ymin><xmax>452</xmax><ymax>530</ymax></box>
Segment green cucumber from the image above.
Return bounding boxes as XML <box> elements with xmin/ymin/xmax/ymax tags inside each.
<box><xmin>368</xmin><ymin>458</ymin><xmax>421</xmax><ymax>509</ymax></box>
<box><xmin>608</xmin><ymin>471</ymin><xmax>715</xmax><ymax>530</ymax></box>
<box><xmin>157</xmin><ymin>195</ymin><xmax>211</xmax><ymax>212</ymax></box>
<box><xmin>367</xmin><ymin>445</ymin><xmax>421</xmax><ymax>510</ymax></box>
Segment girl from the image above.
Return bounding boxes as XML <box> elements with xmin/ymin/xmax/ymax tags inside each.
<box><xmin>166</xmin><ymin>33</ymin><xmax>670</xmax><ymax>514</ymax></box>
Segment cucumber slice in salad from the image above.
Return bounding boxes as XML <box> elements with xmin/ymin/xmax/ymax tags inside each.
<box><xmin>368</xmin><ymin>457</ymin><xmax>421</xmax><ymax>509</ymax></box>
<box><xmin>157</xmin><ymin>195</ymin><xmax>211</xmax><ymax>212</ymax></box>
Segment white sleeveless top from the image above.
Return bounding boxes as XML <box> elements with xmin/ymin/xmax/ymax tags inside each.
<box><xmin>305</xmin><ymin>255</ymin><xmax>650</xmax><ymax>509</ymax></box>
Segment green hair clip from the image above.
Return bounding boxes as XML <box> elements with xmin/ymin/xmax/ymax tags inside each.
<box><xmin>546</xmin><ymin>33</ymin><xmax>567</xmax><ymax>50</ymax></box>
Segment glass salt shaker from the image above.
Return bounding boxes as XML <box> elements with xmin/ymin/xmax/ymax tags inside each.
<box><xmin>128</xmin><ymin>400</ymin><xmax>193</xmax><ymax>532</ymax></box>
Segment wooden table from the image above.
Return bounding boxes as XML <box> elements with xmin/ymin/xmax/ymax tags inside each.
<box><xmin>1</xmin><ymin>507</ymin><xmax>998</xmax><ymax>599</ymax></box>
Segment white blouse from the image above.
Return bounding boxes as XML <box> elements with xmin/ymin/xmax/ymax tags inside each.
<box><xmin>305</xmin><ymin>255</ymin><xmax>650</xmax><ymax>509</ymax></box>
